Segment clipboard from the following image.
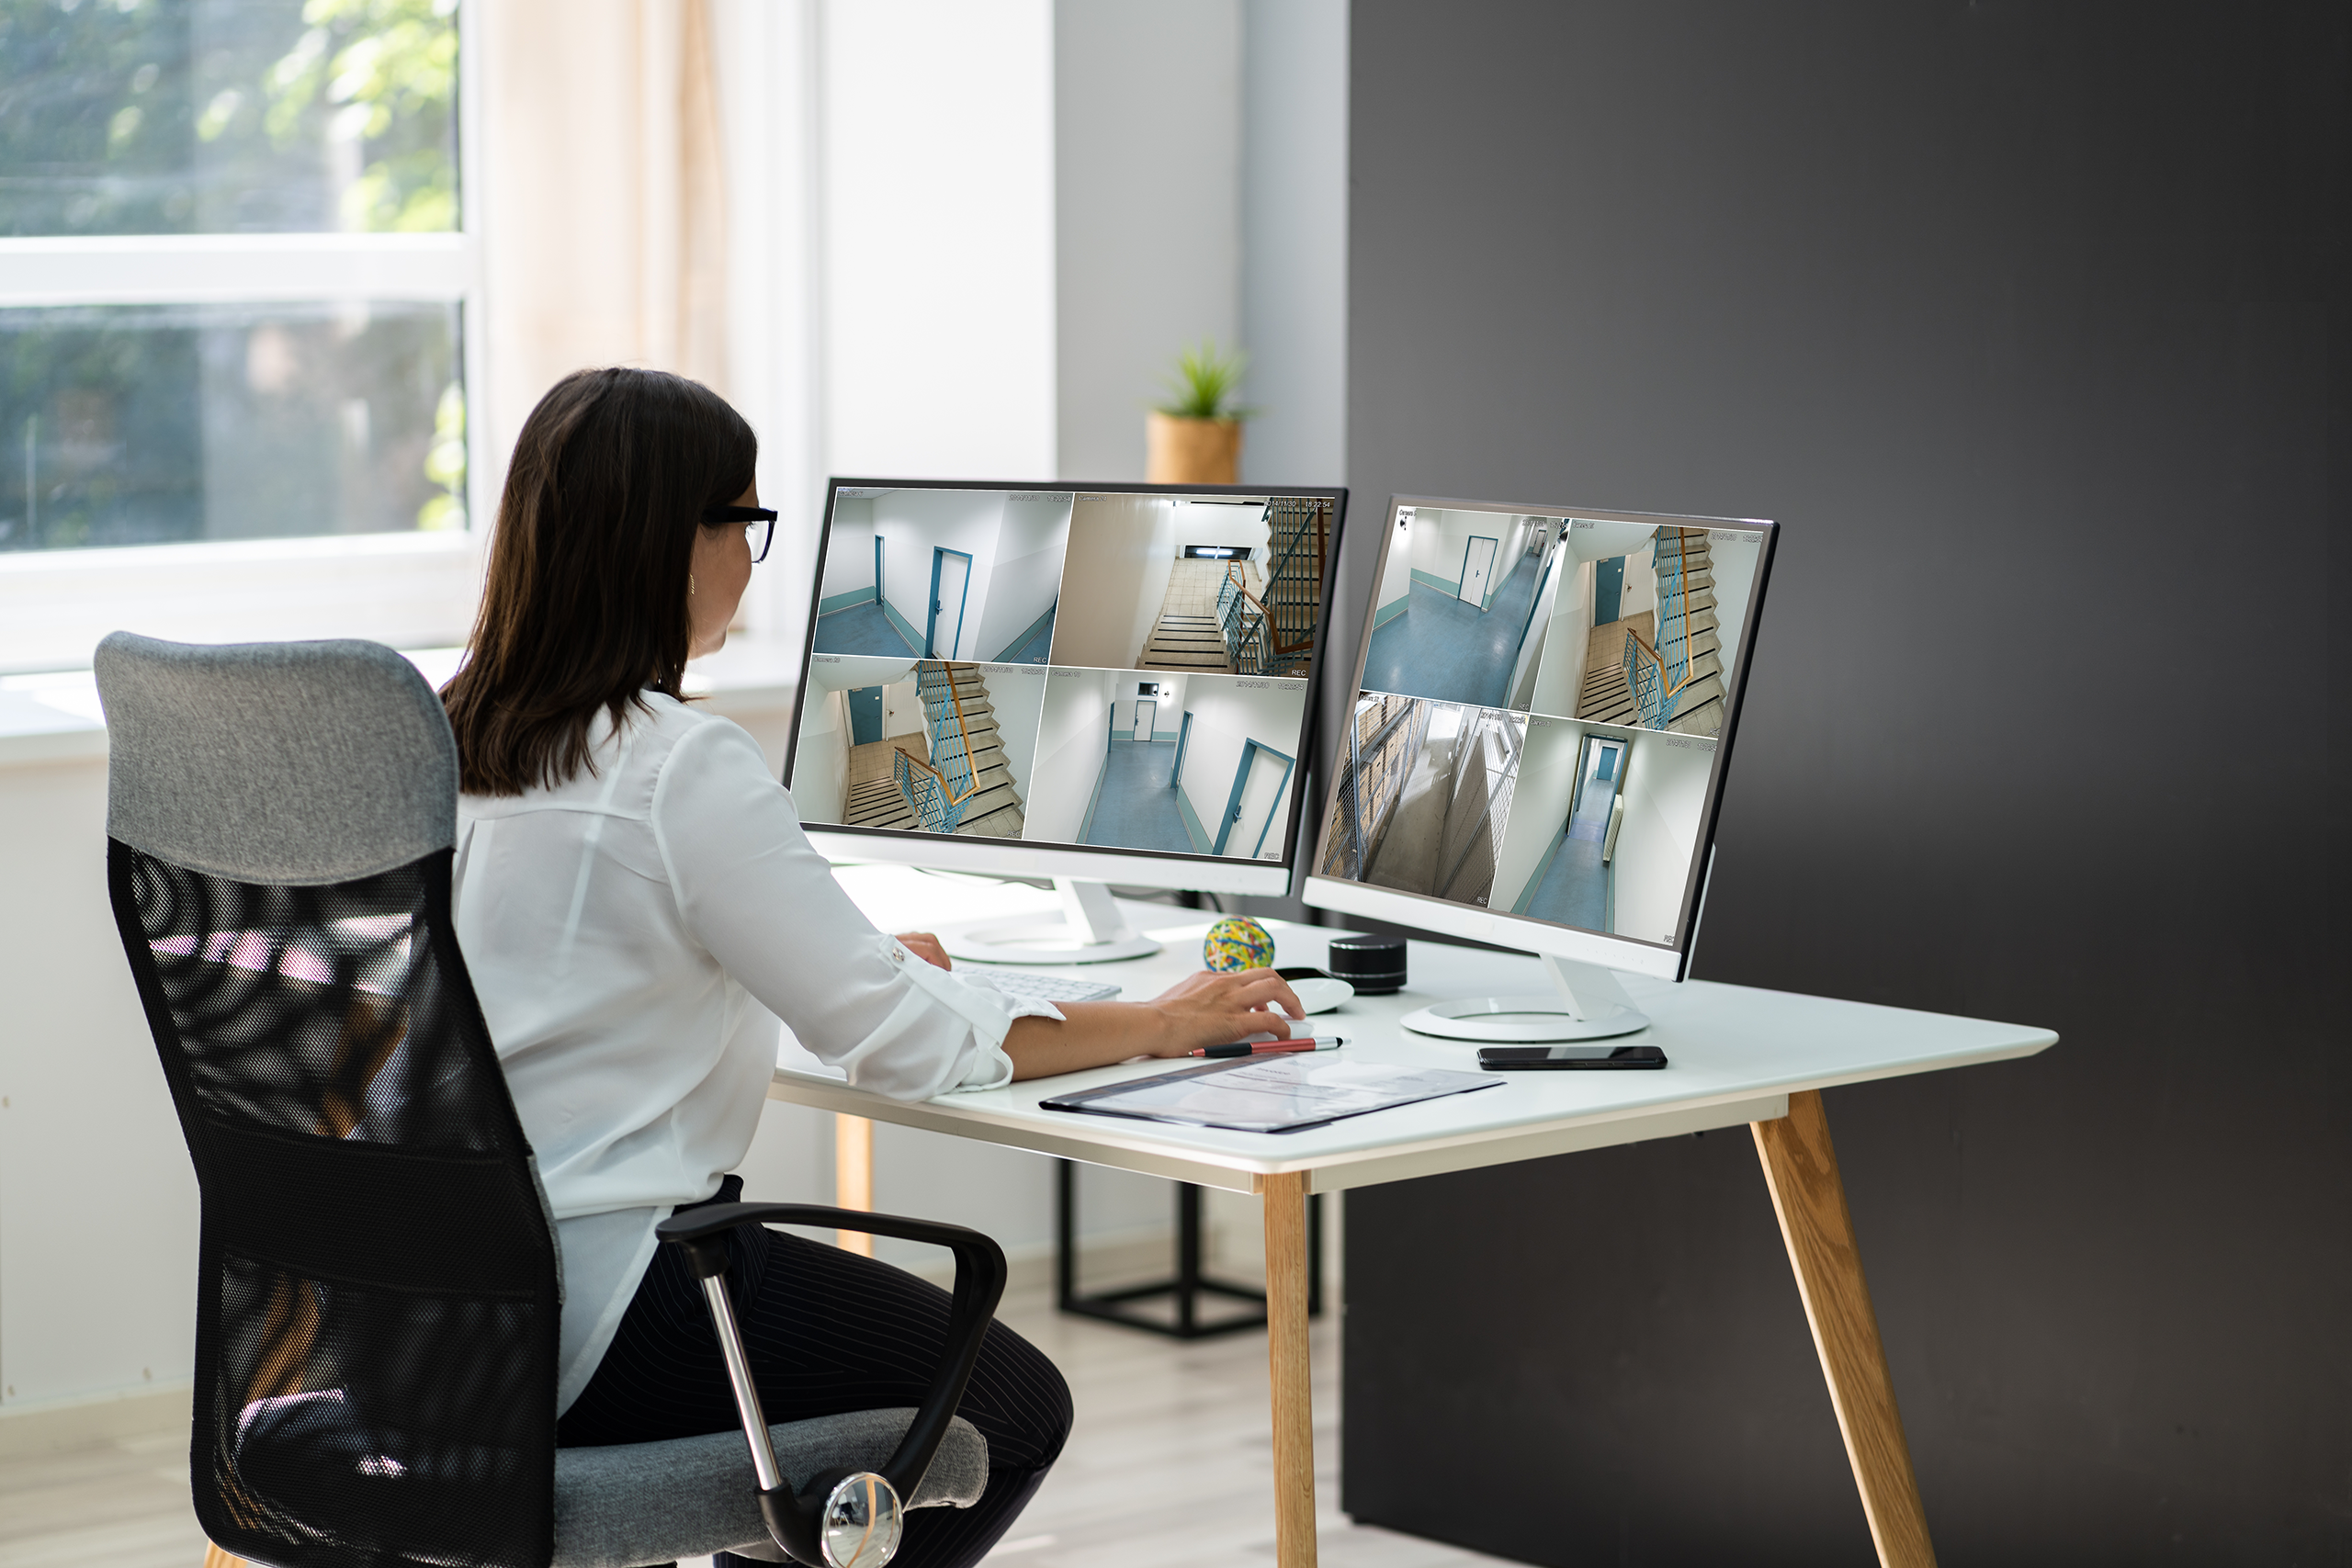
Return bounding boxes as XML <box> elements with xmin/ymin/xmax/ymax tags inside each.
<box><xmin>1038</xmin><ymin>1054</ymin><xmax>1500</xmax><ymax>1134</ymax></box>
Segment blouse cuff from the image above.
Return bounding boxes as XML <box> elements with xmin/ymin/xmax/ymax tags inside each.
<box><xmin>880</xmin><ymin>938</ymin><xmax>1060</xmax><ymax>1093</ymax></box>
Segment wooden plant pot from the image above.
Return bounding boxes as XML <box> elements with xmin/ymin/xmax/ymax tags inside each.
<box><xmin>1147</xmin><ymin>412</ymin><xmax>1243</xmax><ymax>484</ymax></box>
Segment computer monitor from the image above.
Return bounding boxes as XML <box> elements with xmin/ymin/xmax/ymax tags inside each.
<box><xmin>1303</xmin><ymin>496</ymin><xmax>1776</xmax><ymax>1039</ymax></box>
<box><xmin>783</xmin><ymin>479</ymin><xmax>1348</xmax><ymax>962</ymax></box>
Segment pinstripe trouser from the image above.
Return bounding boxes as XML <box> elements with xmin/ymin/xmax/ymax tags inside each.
<box><xmin>556</xmin><ymin>1179</ymin><xmax>1071</xmax><ymax>1568</ymax></box>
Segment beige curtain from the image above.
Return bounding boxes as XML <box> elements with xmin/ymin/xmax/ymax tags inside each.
<box><xmin>482</xmin><ymin>0</ymin><xmax>729</xmax><ymax>469</ymax></box>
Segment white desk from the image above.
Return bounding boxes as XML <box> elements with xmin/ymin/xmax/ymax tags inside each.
<box><xmin>783</xmin><ymin>868</ymin><xmax>2055</xmax><ymax>1568</ymax></box>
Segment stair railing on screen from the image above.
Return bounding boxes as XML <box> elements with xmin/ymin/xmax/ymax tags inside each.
<box><xmin>896</xmin><ymin>661</ymin><xmax>987</xmax><ymax>830</ymax></box>
<box><xmin>1622</xmin><ymin>528</ymin><xmax>1714</xmax><ymax>729</ymax></box>
<box><xmin>1216</xmin><ymin>567</ymin><xmax>1274</xmax><ymax>675</ymax></box>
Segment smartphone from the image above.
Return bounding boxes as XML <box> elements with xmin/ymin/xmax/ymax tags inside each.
<box><xmin>1477</xmin><ymin>1043</ymin><xmax>1668</xmax><ymax>1070</ymax></box>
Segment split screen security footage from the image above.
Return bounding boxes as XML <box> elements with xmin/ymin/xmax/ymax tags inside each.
<box><xmin>784</xmin><ymin>481</ymin><xmax>1345</xmax><ymax>960</ymax></box>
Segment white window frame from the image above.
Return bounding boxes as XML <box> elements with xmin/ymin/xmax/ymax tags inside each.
<box><xmin>0</xmin><ymin>2</ymin><xmax>490</xmax><ymax>675</ymax></box>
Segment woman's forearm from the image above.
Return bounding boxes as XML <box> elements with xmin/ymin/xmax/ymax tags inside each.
<box><xmin>998</xmin><ymin>967</ymin><xmax>1310</xmax><ymax>1081</ymax></box>
<box><xmin>1002</xmin><ymin>1002</ymin><xmax>1174</xmax><ymax>1079</ymax></box>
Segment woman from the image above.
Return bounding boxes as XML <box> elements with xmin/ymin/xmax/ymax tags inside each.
<box><xmin>441</xmin><ymin>367</ymin><xmax>1303</xmax><ymax>1568</ymax></box>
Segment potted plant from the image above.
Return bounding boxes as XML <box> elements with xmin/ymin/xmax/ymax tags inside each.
<box><xmin>1148</xmin><ymin>341</ymin><xmax>1252</xmax><ymax>484</ymax></box>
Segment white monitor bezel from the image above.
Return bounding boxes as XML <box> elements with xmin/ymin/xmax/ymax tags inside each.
<box><xmin>783</xmin><ymin>477</ymin><xmax>1349</xmax><ymax>896</ymax></box>
<box><xmin>1301</xmin><ymin>493</ymin><xmax>1777</xmax><ymax>980</ymax></box>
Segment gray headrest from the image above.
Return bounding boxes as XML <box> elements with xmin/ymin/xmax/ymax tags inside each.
<box><xmin>95</xmin><ymin>632</ymin><xmax>459</xmax><ymax>886</ymax></box>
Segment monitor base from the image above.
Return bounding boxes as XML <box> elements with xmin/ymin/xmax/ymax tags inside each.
<box><xmin>1398</xmin><ymin>954</ymin><xmax>1650</xmax><ymax>1043</ymax></box>
<box><xmin>938</xmin><ymin>877</ymin><xmax>1165</xmax><ymax>965</ymax></box>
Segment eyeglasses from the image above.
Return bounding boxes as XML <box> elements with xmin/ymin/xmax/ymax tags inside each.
<box><xmin>704</xmin><ymin>504</ymin><xmax>779</xmax><ymax>563</ymax></box>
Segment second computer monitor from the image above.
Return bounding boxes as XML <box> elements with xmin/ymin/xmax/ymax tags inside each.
<box><xmin>785</xmin><ymin>480</ymin><xmax>1347</xmax><ymax>897</ymax></box>
<box><xmin>1306</xmin><ymin>496</ymin><xmax>1776</xmax><ymax>980</ymax></box>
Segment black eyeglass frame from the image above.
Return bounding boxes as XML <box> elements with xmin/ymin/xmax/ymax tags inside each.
<box><xmin>704</xmin><ymin>503</ymin><xmax>779</xmax><ymax>563</ymax></box>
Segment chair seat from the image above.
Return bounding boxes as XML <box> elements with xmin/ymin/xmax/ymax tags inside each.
<box><xmin>552</xmin><ymin>1408</ymin><xmax>989</xmax><ymax>1568</ymax></box>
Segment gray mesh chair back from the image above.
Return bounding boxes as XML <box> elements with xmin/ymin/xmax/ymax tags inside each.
<box><xmin>98</xmin><ymin>632</ymin><xmax>560</xmax><ymax>1568</ymax></box>
<box><xmin>96</xmin><ymin>633</ymin><xmax>998</xmax><ymax>1568</ymax></box>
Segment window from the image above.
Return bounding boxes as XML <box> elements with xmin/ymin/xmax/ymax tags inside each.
<box><xmin>0</xmin><ymin>0</ymin><xmax>481</xmax><ymax>670</ymax></box>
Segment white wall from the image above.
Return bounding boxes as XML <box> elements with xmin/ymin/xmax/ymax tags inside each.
<box><xmin>796</xmin><ymin>688</ymin><xmax>850</xmax><ymax>822</ymax></box>
<box><xmin>711</xmin><ymin>0</ymin><xmax>823</xmax><ymax>654</ymax></box>
<box><xmin>970</xmin><ymin>492</ymin><xmax>1072</xmax><ymax>660</ymax></box>
<box><xmin>1619</xmin><ymin>531</ymin><xmax>1659</xmax><ymax>626</ymax></box>
<box><xmin>823</xmin><ymin>0</ymin><xmax>1057</xmax><ymax>480</ymax></box>
<box><xmin>881</xmin><ymin>678</ymin><xmax>926</xmax><ymax>744</ymax></box>
<box><xmin>1609</xmin><ymin>736</ymin><xmax>1713</xmax><ymax>945</ymax></box>
<box><xmin>1123</xmin><ymin>671</ymin><xmax>1187</xmax><ymax>740</ymax></box>
<box><xmin>1375</xmin><ymin>506</ymin><xmax>1414</xmax><ymax>615</ymax></box>
<box><xmin>796</xmin><ymin>655</ymin><xmax>918</xmax><ymax>818</ymax></box>
<box><xmin>1528</xmin><ymin>558</ymin><xmax>1593</xmax><ymax>719</ymax></box>
<box><xmin>1023</xmin><ymin>667</ymin><xmax>1119</xmax><ymax>842</ymax></box>
<box><xmin>1488</xmin><ymin>716</ymin><xmax>1583</xmax><ymax>909</ymax></box>
<box><xmin>1508</xmin><ymin>538</ymin><xmax>1566</xmax><ymax>707</ymax></box>
<box><xmin>978</xmin><ymin>663</ymin><xmax>1049</xmax><ymax>798</ymax></box>
<box><xmin>872</xmin><ymin>488</ymin><xmax>1008</xmax><ymax>660</ymax></box>
<box><xmin>1047</xmin><ymin>493</ymin><xmax>1180</xmax><ymax>668</ymax></box>
<box><xmin>1706</xmin><ymin>532</ymin><xmax>1762</xmax><ymax>685</ymax></box>
<box><xmin>1175</xmin><ymin>675</ymin><xmax>1308</xmax><ymax>858</ymax></box>
<box><xmin>1177</xmin><ymin>498</ymin><xmax>1272</xmax><ymax>559</ymax></box>
<box><xmin>1239</xmin><ymin>0</ymin><xmax>1348</xmax><ymax>488</ymax></box>
<box><xmin>1529</xmin><ymin>517</ymin><xmax>1659</xmax><ymax>716</ymax></box>
<box><xmin>1055</xmin><ymin>1</ymin><xmax>1242</xmax><ymax>480</ymax></box>
<box><xmin>0</xmin><ymin>754</ymin><xmax>196</xmax><ymax>1409</ymax></box>
<box><xmin>819</xmin><ymin>496</ymin><xmax>876</xmax><ymax>602</ymax></box>
<box><xmin>1408</xmin><ymin>508</ymin><xmax>1508</xmax><ymax>603</ymax></box>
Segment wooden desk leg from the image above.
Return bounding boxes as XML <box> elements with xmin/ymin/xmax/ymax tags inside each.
<box><xmin>1752</xmin><ymin>1089</ymin><xmax>1937</xmax><ymax>1568</ymax></box>
<box><xmin>201</xmin><ymin>1544</ymin><xmax>245</xmax><ymax>1568</ymax></box>
<box><xmin>1261</xmin><ymin>1170</ymin><xmax>1317</xmax><ymax>1568</ymax></box>
<box><xmin>834</xmin><ymin>1112</ymin><xmax>875</xmax><ymax>1258</ymax></box>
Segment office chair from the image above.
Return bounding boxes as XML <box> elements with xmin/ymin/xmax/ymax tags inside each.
<box><xmin>96</xmin><ymin>632</ymin><xmax>1007</xmax><ymax>1568</ymax></box>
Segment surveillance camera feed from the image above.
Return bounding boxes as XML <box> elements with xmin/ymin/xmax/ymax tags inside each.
<box><xmin>1315</xmin><ymin>501</ymin><xmax>1772</xmax><ymax>949</ymax></box>
<box><xmin>791</xmin><ymin>485</ymin><xmax>1335</xmax><ymax>863</ymax></box>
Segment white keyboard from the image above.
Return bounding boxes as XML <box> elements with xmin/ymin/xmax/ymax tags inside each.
<box><xmin>964</xmin><ymin>967</ymin><xmax>1124</xmax><ymax>1005</ymax></box>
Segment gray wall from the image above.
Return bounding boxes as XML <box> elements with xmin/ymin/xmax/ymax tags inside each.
<box><xmin>1337</xmin><ymin>4</ymin><xmax>2349</xmax><ymax>1562</ymax></box>
<box><xmin>1055</xmin><ymin>0</ymin><xmax>1243</xmax><ymax>482</ymax></box>
<box><xmin>1239</xmin><ymin>0</ymin><xmax>1348</xmax><ymax>489</ymax></box>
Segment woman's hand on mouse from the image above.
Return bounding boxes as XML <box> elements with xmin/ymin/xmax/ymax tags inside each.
<box><xmin>1144</xmin><ymin>967</ymin><xmax>1307</xmax><ymax>1055</ymax></box>
<box><xmin>894</xmin><ymin>931</ymin><xmax>952</xmax><ymax>971</ymax></box>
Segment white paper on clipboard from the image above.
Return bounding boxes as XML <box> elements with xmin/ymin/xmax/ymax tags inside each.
<box><xmin>1038</xmin><ymin>1055</ymin><xmax>1498</xmax><ymax>1134</ymax></box>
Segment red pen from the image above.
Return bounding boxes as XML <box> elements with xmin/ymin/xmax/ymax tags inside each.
<box><xmin>1190</xmin><ymin>1036</ymin><xmax>1347</xmax><ymax>1059</ymax></box>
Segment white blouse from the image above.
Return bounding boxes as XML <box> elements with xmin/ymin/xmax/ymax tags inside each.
<box><xmin>450</xmin><ymin>692</ymin><xmax>1057</xmax><ymax>1412</ymax></box>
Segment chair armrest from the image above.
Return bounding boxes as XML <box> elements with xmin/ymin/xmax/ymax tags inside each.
<box><xmin>654</xmin><ymin>1202</ymin><xmax>1008</xmax><ymax>1565</ymax></box>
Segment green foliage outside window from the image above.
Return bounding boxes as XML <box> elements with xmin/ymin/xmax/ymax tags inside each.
<box><xmin>255</xmin><ymin>0</ymin><xmax>459</xmax><ymax>232</ymax></box>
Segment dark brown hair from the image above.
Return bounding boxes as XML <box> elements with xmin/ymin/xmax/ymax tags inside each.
<box><xmin>442</xmin><ymin>367</ymin><xmax>756</xmax><ymax>795</ymax></box>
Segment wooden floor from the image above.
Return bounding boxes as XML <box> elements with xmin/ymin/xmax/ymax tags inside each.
<box><xmin>0</xmin><ymin>1279</ymin><xmax>1521</xmax><ymax>1568</ymax></box>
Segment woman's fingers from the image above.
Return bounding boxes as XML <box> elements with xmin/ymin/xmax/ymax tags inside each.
<box><xmin>1218</xmin><ymin>969</ymin><xmax>1307</xmax><ymax>1021</ymax></box>
<box><xmin>1148</xmin><ymin>967</ymin><xmax>1308</xmax><ymax>1048</ymax></box>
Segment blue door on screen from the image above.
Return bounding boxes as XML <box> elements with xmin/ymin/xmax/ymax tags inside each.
<box><xmin>1594</xmin><ymin>556</ymin><xmax>1624</xmax><ymax>625</ymax></box>
<box><xmin>1214</xmin><ymin>740</ymin><xmax>1296</xmax><ymax>857</ymax></box>
<box><xmin>927</xmin><ymin>547</ymin><xmax>973</xmax><ymax>658</ymax></box>
<box><xmin>847</xmin><ymin>686</ymin><xmax>882</xmax><ymax>745</ymax></box>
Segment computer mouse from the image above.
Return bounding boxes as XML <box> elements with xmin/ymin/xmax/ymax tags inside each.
<box><xmin>1277</xmin><ymin>965</ymin><xmax>1355</xmax><ymax>1015</ymax></box>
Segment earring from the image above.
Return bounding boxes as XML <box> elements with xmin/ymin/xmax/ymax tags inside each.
<box><xmin>689</xmin><ymin>573</ymin><xmax>697</xmax><ymax>595</ymax></box>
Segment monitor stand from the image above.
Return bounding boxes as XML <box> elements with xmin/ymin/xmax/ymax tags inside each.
<box><xmin>1398</xmin><ymin>953</ymin><xmax>1650</xmax><ymax>1042</ymax></box>
<box><xmin>938</xmin><ymin>877</ymin><xmax>1163</xmax><ymax>964</ymax></box>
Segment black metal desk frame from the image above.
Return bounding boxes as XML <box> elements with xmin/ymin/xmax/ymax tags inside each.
<box><xmin>1054</xmin><ymin>1157</ymin><xmax>1323</xmax><ymax>1338</ymax></box>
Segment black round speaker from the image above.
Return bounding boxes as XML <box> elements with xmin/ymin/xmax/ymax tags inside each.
<box><xmin>1325</xmin><ymin>935</ymin><xmax>1407</xmax><ymax>996</ymax></box>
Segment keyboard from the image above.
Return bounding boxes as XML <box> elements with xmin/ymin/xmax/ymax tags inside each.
<box><xmin>963</xmin><ymin>967</ymin><xmax>1124</xmax><ymax>1006</ymax></box>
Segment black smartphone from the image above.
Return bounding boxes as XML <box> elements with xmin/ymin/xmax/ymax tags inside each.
<box><xmin>1477</xmin><ymin>1044</ymin><xmax>1668</xmax><ymax>1070</ymax></box>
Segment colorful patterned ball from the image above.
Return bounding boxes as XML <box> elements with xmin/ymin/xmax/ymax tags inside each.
<box><xmin>1202</xmin><ymin>916</ymin><xmax>1277</xmax><ymax>973</ymax></box>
